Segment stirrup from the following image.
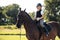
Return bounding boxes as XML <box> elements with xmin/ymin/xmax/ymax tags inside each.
<box><xmin>46</xmin><ymin>32</ymin><xmax>49</xmax><ymax>36</ymax></box>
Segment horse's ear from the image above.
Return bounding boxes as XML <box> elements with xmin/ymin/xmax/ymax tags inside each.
<box><xmin>24</xmin><ymin>9</ymin><xmax>26</xmax><ymax>12</ymax></box>
<box><xmin>18</xmin><ymin>8</ymin><xmax>21</xmax><ymax>11</ymax></box>
<box><xmin>19</xmin><ymin>8</ymin><xmax>21</xmax><ymax>11</ymax></box>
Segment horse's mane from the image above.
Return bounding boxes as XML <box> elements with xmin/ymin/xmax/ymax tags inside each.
<box><xmin>24</xmin><ymin>12</ymin><xmax>37</xmax><ymax>24</ymax></box>
<box><xmin>25</xmin><ymin>12</ymin><xmax>33</xmax><ymax>21</ymax></box>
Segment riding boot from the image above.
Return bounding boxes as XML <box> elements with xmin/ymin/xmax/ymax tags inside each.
<box><xmin>43</xmin><ymin>27</ymin><xmax>49</xmax><ymax>36</ymax></box>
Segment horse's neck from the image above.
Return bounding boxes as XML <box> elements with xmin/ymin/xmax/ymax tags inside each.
<box><xmin>23</xmin><ymin>17</ymin><xmax>39</xmax><ymax>33</ymax></box>
<box><xmin>23</xmin><ymin>13</ymin><xmax>39</xmax><ymax>33</ymax></box>
<box><xmin>23</xmin><ymin>18</ymin><xmax>34</xmax><ymax>31</ymax></box>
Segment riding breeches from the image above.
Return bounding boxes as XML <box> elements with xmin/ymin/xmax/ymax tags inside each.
<box><xmin>39</xmin><ymin>19</ymin><xmax>45</xmax><ymax>27</ymax></box>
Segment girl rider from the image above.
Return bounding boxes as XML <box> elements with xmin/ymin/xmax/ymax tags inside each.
<box><xmin>35</xmin><ymin>3</ymin><xmax>49</xmax><ymax>36</ymax></box>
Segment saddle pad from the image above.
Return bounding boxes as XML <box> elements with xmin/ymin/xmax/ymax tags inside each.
<box><xmin>44</xmin><ymin>22</ymin><xmax>52</xmax><ymax>32</ymax></box>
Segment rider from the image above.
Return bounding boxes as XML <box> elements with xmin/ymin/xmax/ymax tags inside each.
<box><xmin>35</xmin><ymin>3</ymin><xmax>49</xmax><ymax>36</ymax></box>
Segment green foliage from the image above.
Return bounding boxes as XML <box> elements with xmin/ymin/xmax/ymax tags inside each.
<box><xmin>4</xmin><ymin>4</ymin><xmax>19</xmax><ymax>24</ymax></box>
<box><xmin>0</xmin><ymin>7</ymin><xmax>6</xmax><ymax>25</ymax></box>
<box><xmin>29</xmin><ymin>12</ymin><xmax>35</xmax><ymax>19</ymax></box>
<box><xmin>0</xmin><ymin>4</ymin><xmax>20</xmax><ymax>25</ymax></box>
<box><xmin>44</xmin><ymin>0</ymin><xmax>60</xmax><ymax>22</ymax></box>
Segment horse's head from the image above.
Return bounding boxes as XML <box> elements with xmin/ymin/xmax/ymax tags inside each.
<box><xmin>16</xmin><ymin>8</ymin><xmax>26</xmax><ymax>28</ymax></box>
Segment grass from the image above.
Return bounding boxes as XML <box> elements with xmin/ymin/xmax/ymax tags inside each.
<box><xmin>0</xmin><ymin>35</ymin><xmax>27</xmax><ymax>40</ymax></box>
<box><xmin>0</xmin><ymin>25</ymin><xmax>60</xmax><ymax>40</ymax></box>
<box><xmin>0</xmin><ymin>25</ymin><xmax>27</xmax><ymax>40</ymax></box>
<box><xmin>0</xmin><ymin>28</ymin><xmax>26</xmax><ymax>34</ymax></box>
<box><xmin>0</xmin><ymin>25</ymin><xmax>26</xmax><ymax>34</ymax></box>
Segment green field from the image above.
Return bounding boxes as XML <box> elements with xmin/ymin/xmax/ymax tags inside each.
<box><xmin>0</xmin><ymin>25</ymin><xmax>27</xmax><ymax>40</ymax></box>
<box><xmin>0</xmin><ymin>35</ymin><xmax>27</xmax><ymax>40</ymax></box>
<box><xmin>0</xmin><ymin>25</ymin><xmax>60</xmax><ymax>40</ymax></box>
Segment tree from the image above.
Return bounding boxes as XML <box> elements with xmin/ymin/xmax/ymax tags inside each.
<box><xmin>29</xmin><ymin>12</ymin><xmax>35</xmax><ymax>20</ymax></box>
<box><xmin>44</xmin><ymin>0</ymin><xmax>60</xmax><ymax>22</ymax></box>
<box><xmin>3</xmin><ymin>4</ymin><xmax>19</xmax><ymax>24</ymax></box>
<box><xmin>0</xmin><ymin>7</ymin><xmax>6</xmax><ymax>25</ymax></box>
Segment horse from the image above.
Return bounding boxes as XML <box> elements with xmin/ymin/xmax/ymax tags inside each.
<box><xmin>16</xmin><ymin>8</ymin><xmax>60</xmax><ymax>40</ymax></box>
<box><xmin>40</xmin><ymin>21</ymin><xmax>60</xmax><ymax>40</ymax></box>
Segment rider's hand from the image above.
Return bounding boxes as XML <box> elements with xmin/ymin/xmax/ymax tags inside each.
<box><xmin>36</xmin><ymin>17</ymin><xmax>43</xmax><ymax>21</ymax></box>
<box><xmin>36</xmin><ymin>18</ymin><xmax>40</xmax><ymax>21</ymax></box>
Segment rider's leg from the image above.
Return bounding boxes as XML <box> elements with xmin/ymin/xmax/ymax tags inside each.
<box><xmin>40</xmin><ymin>19</ymin><xmax>49</xmax><ymax>36</ymax></box>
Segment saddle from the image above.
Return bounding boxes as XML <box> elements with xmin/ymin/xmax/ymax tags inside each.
<box><xmin>43</xmin><ymin>22</ymin><xmax>51</xmax><ymax>32</ymax></box>
<box><xmin>35</xmin><ymin>20</ymin><xmax>52</xmax><ymax>33</ymax></box>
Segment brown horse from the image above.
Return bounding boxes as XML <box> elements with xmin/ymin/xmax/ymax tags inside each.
<box><xmin>16</xmin><ymin>8</ymin><xmax>60</xmax><ymax>40</ymax></box>
<box><xmin>40</xmin><ymin>21</ymin><xmax>60</xmax><ymax>40</ymax></box>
